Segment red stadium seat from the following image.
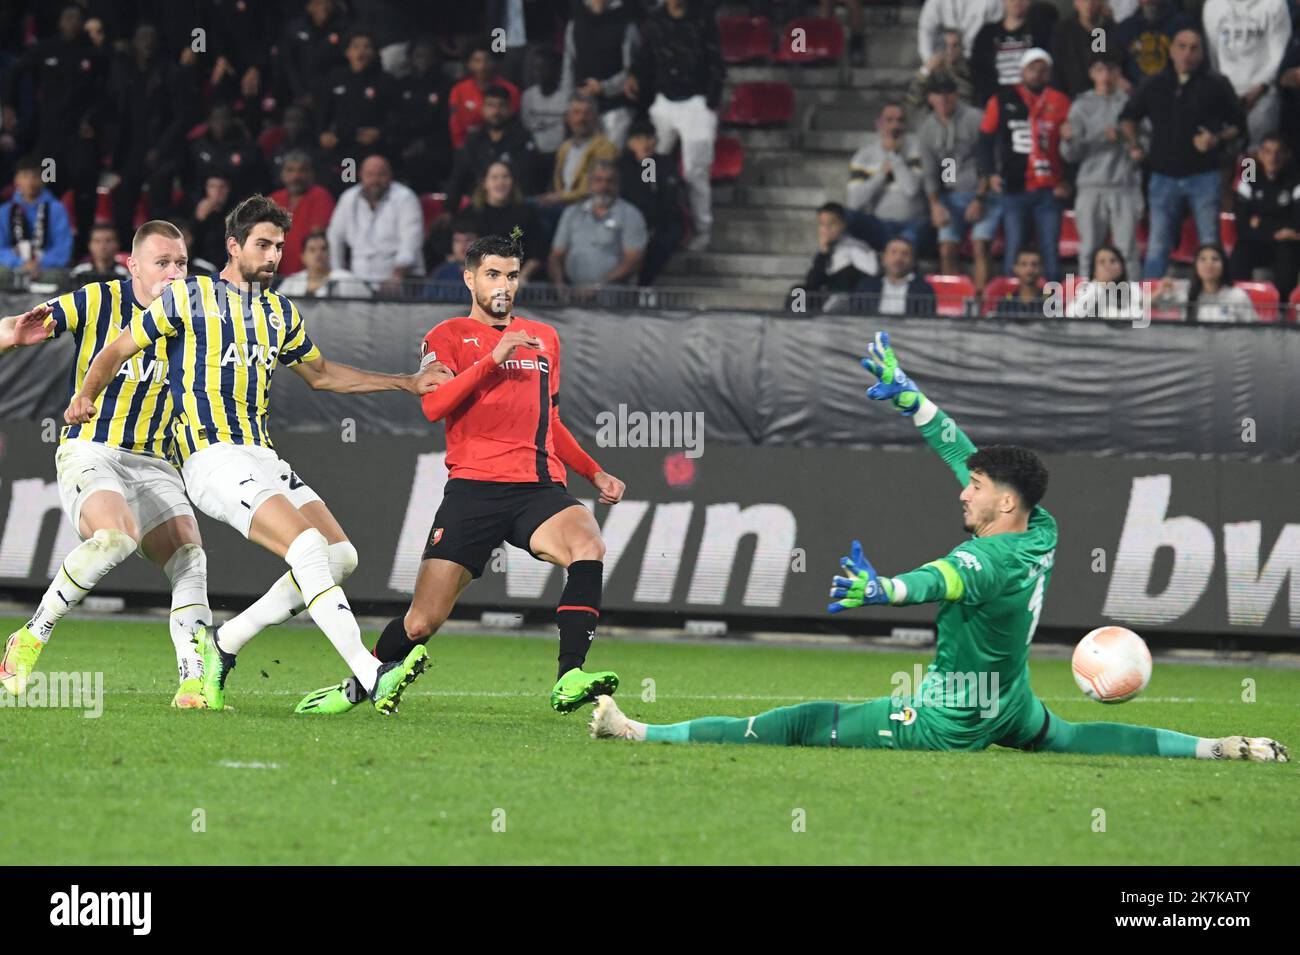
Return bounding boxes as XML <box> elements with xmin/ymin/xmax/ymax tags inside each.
<box><xmin>925</xmin><ymin>273</ymin><xmax>976</xmax><ymax>317</ymax></box>
<box><xmin>93</xmin><ymin>188</ymin><xmax>113</xmax><ymax>224</ymax></box>
<box><xmin>721</xmin><ymin>81</ymin><xmax>795</xmax><ymax>126</ymax></box>
<box><xmin>419</xmin><ymin>193</ymin><xmax>446</xmax><ymax>235</ymax></box>
<box><xmin>1169</xmin><ymin>216</ymin><xmax>1200</xmax><ymax>264</ymax></box>
<box><xmin>979</xmin><ymin>276</ymin><xmax>1019</xmax><ymax>315</ymax></box>
<box><xmin>1058</xmin><ymin>209</ymin><xmax>1080</xmax><ymax>260</ymax></box>
<box><xmin>719</xmin><ymin>15</ymin><xmax>773</xmax><ymax>64</ymax></box>
<box><xmin>1289</xmin><ymin>286</ymin><xmax>1300</xmax><ymax>323</ymax></box>
<box><xmin>773</xmin><ymin>17</ymin><xmax>844</xmax><ymax>64</ymax></box>
<box><xmin>710</xmin><ymin>136</ymin><xmax>744</xmax><ymax>181</ymax></box>
<box><xmin>1234</xmin><ymin>280</ymin><xmax>1280</xmax><ymax>322</ymax></box>
<box><xmin>1140</xmin><ymin>279</ymin><xmax>1185</xmax><ymax>321</ymax></box>
<box><xmin>1219</xmin><ymin>212</ymin><xmax>1237</xmax><ymax>255</ymax></box>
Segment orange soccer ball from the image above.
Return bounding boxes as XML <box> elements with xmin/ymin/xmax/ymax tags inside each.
<box><xmin>1072</xmin><ymin>626</ymin><xmax>1153</xmax><ymax>704</ymax></box>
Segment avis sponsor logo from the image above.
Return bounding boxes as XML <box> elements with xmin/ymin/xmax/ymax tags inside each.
<box><xmin>49</xmin><ymin>885</ymin><xmax>151</xmax><ymax>935</ymax></box>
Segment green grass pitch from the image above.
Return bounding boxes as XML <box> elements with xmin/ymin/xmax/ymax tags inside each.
<box><xmin>1</xmin><ymin>614</ymin><xmax>1296</xmax><ymax>865</ymax></box>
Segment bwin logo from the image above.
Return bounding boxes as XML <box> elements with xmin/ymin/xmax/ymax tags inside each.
<box><xmin>50</xmin><ymin>885</ymin><xmax>151</xmax><ymax>935</ymax></box>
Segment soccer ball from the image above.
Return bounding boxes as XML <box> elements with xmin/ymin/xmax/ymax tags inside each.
<box><xmin>1071</xmin><ymin>626</ymin><xmax>1152</xmax><ymax>703</ymax></box>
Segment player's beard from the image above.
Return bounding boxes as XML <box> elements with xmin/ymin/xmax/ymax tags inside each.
<box><xmin>239</xmin><ymin>261</ymin><xmax>276</xmax><ymax>294</ymax></box>
<box><xmin>477</xmin><ymin>288</ymin><xmax>513</xmax><ymax>319</ymax></box>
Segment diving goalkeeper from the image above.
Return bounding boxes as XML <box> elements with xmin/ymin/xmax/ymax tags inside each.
<box><xmin>588</xmin><ymin>333</ymin><xmax>1288</xmax><ymax>763</ymax></box>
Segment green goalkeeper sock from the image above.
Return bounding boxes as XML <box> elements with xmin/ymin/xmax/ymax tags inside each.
<box><xmin>1040</xmin><ymin>719</ymin><xmax>1201</xmax><ymax>758</ymax></box>
<box><xmin>645</xmin><ymin>702</ymin><xmax>841</xmax><ymax>746</ymax></box>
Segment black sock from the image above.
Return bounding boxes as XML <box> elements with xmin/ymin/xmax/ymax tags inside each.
<box><xmin>373</xmin><ymin>616</ymin><xmax>424</xmax><ymax>664</ymax></box>
<box><xmin>556</xmin><ymin>560</ymin><xmax>602</xmax><ymax>678</ymax></box>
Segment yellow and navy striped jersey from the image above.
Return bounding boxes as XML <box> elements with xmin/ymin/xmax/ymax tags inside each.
<box><xmin>128</xmin><ymin>275</ymin><xmax>320</xmax><ymax>462</ymax></box>
<box><xmin>45</xmin><ymin>279</ymin><xmax>173</xmax><ymax>459</ymax></box>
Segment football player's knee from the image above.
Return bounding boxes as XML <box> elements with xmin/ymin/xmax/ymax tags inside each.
<box><xmin>90</xmin><ymin>527</ymin><xmax>138</xmax><ymax>565</ymax></box>
<box><xmin>404</xmin><ymin>606</ymin><xmax>447</xmax><ymax>641</ymax></box>
<box><xmin>573</xmin><ymin>534</ymin><xmax>606</xmax><ymax>562</ymax></box>
<box><xmin>327</xmin><ymin>541</ymin><xmax>358</xmax><ymax>584</ymax></box>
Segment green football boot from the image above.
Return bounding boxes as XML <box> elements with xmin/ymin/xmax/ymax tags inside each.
<box><xmin>371</xmin><ymin>645</ymin><xmax>429</xmax><ymax>716</ymax></box>
<box><xmin>550</xmin><ymin>667</ymin><xmax>620</xmax><ymax>713</ymax></box>
<box><xmin>1</xmin><ymin>625</ymin><xmax>43</xmax><ymax>697</ymax></box>
<box><xmin>295</xmin><ymin>678</ymin><xmax>362</xmax><ymax>715</ymax></box>
<box><xmin>196</xmin><ymin>626</ymin><xmax>236</xmax><ymax>711</ymax></box>
<box><xmin>171</xmin><ymin>677</ymin><xmax>208</xmax><ymax>709</ymax></box>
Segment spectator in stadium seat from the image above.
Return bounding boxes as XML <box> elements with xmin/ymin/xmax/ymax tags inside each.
<box><xmin>1114</xmin><ymin>0</ymin><xmax>1194</xmax><ymax>91</ymax></box>
<box><xmin>563</xmin><ymin>0</ymin><xmax>640</xmax><ymax>150</ymax></box>
<box><xmin>1120</xmin><ymin>29</ymin><xmax>1245</xmax><ymax>278</ymax></box>
<box><xmin>620</xmin><ymin>119</ymin><xmax>687</xmax><ymax>286</ymax></box>
<box><xmin>316</xmin><ymin>30</ymin><xmax>396</xmax><ymax>168</ymax></box>
<box><xmin>280</xmin><ymin>0</ymin><xmax>352</xmax><ymax>110</ymax></box>
<box><xmin>270</xmin><ymin>151</ymin><xmax>337</xmax><ymax>277</ymax></box>
<box><xmin>1050</xmin><ymin>0</ymin><xmax>1117</xmax><ymax>97</ymax></box>
<box><xmin>1153</xmin><ymin>243</ymin><xmax>1258</xmax><ymax>322</ymax></box>
<box><xmin>465</xmin><ymin>160</ymin><xmax>546</xmax><ymax>285</ymax></box>
<box><xmin>787</xmin><ymin>202</ymin><xmax>879</xmax><ymax>315</ymax></box>
<box><xmin>1202</xmin><ymin>0</ymin><xmax>1293</xmax><ymax>147</ymax></box>
<box><xmin>425</xmin><ymin>218</ymin><xmax>477</xmax><ymax>304</ymax></box>
<box><xmin>854</xmin><ymin>237</ymin><xmax>937</xmax><ymax>317</ymax></box>
<box><xmin>276</xmin><ymin>230</ymin><xmax>372</xmax><ymax>299</ymax></box>
<box><xmin>191</xmin><ymin>175</ymin><xmax>233</xmax><ymax>267</ymax></box>
<box><xmin>1229</xmin><ymin>134</ymin><xmax>1300</xmax><ymax>300</ymax></box>
<box><xmin>1067</xmin><ymin>244</ymin><xmax>1144</xmax><ymax>319</ymax></box>
<box><xmin>846</xmin><ymin>103</ymin><xmax>929</xmax><ymax>254</ymax></box>
<box><xmin>2</xmin><ymin>3</ymin><xmax>109</xmax><ymax>253</ymax></box>
<box><xmin>971</xmin><ymin>0</ymin><xmax>1055</xmax><ymax>106</ymax></box>
<box><xmin>522</xmin><ymin>50</ymin><xmax>570</xmax><ymax>185</ymax></box>
<box><xmin>327</xmin><ymin>153</ymin><xmax>425</xmax><ymax>287</ymax></box>
<box><xmin>535</xmin><ymin>96</ymin><xmax>619</xmax><ymax>218</ymax></box>
<box><xmin>918</xmin><ymin>0</ymin><xmax>1005</xmax><ymax>58</ymax></box>
<box><xmin>199</xmin><ymin>0</ymin><xmax>276</xmax><ymax>121</ymax></box>
<box><xmin>1278</xmin><ymin>23</ymin><xmax>1300</xmax><ymax>159</ymax></box>
<box><xmin>173</xmin><ymin>219</ymin><xmax>217</xmax><ymax>277</ymax></box>
<box><xmin>391</xmin><ymin>37</ymin><xmax>454</xmax><ymax>194</ymax></box>
<box><xmin>1059</xmin><ymin>58</ymin><xmax>1142</xmax><ymax>278</ymax></box>
<box><xmin>979</xmin><ymin>49</ymin><xmax>1072</xmax><ymax>281</ymax></box>
<box><xmin>548</xmin><ymin>159</ymin><xmax>647</xmax><ymax>291</ymax></box>
<box><xmin>448</xmin><ymin>44</ymin><xmax>522</xmax><ymax>151</ymax></box>
<box><xmin>906</xmin><ymin>28</ymin><xmax>976</xmax><ymax>109</ymax></box>
<box><xmin>109</xmin><ymin>22</ymin><xmax>188</xmax><ymax>244</ymax></box>
<box><xmin>266</xmin><ymin>106</ymin><xmax>327</xmax><ymax>188</ymax></box>
<box><xmin>991</xmin><ymin>247</ymin><xmax>1052</xmax><ymax>317</ymax></box>
<box><xmin>918</xmin><ymin>74</ymin><xmax>998</xmax><ymax>289</ymax></box>
<box><xmin>70</xmin><ymin>223</ymin><xmax>129</xmax><ymax>284</ymax></box>
<box><xmin>188</xmin><ymin>104</ymin><xmax>265</xmax><ymax>202</ymax></box>
<box><xmin>625</xmin><ymin>0</ymin><xmax>724</xmax><ymax>252</ymax></box>
<box><xmin>444</xmin><ymin>85</ymin><xmax>541</xmax><ymax>219</ymax></box>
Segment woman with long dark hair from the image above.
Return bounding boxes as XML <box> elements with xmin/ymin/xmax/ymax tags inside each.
<box><xmin>1154</xmin><ymin>244</ymin><xmax>1257</xmax><ymax>322</ymax></box>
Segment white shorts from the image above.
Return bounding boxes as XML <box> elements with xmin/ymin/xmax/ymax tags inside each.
<box><xmin>55</xmin><ymin>441</ymin><xmax>193</xmax><ymax>543</ymax></box>
<box><xmin>181</xmin><ymin>443</ymin><xmax>322</xmax><ymax>539</ymax></box>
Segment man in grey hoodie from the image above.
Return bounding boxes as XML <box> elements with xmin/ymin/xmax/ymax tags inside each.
<box><xmin>1060</xmin><ymin>57</ymin><xmax>1143</xmax><ymax>278</ymax></box>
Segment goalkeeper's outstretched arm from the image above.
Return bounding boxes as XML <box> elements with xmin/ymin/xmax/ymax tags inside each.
<box><xmin>828</xmin><ymin>539</ymin><xmax>965</xmax><ymax>612</ymax></box>
<box><xmin>859</xmin><ymin>331</ymin><xmax>977</xmax><ymax>487</ymax></box>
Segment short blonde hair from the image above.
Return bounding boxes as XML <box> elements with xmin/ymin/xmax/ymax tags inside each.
<box><xmin>131</xmin><ymin>219</ymin><xmax>185</xmax><ymax>255</ymax></box>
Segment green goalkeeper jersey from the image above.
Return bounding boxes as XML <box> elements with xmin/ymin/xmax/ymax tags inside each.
<box><xmin>893</xmin><ymin>403</ymin><xmax>1057</xmax><ymax>735</ymax></box>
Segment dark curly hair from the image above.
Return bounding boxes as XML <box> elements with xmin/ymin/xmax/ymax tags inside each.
<box><xmin>965</xmin><ymin>445</ymin><xmax>1049</xmax><ymax>510</ymax></box>
<box><xmin>224</xmin><ymin>194</ymin><xmax>292</xmax><ymax>247</ymax></box>
<box><xmin>465</xmin><ymin>231</ymin><xmax>524</xmax><ymax>271</ymax></box>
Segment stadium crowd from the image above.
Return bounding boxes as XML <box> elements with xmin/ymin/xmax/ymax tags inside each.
<box><xmin>0</xmin><ymin>0</ymin><xmax>1296</xmax><ymax>321</ymax></box>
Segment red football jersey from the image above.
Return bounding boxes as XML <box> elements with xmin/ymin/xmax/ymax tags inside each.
<box><xmin>420</xmin><ymin>315</ymin><xmax>568</xmax><ymax>483</ymax></box>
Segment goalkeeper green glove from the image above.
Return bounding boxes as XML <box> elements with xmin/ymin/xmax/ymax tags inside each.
<box><xmin>860</xmin><ymin>331</ymin><xmax>925</xmax><ymax>417</ymax></box>
<box><xmin>827</xmin><ymin>540</ymin><xmax>894</xmax><ymax>613</ymax></box>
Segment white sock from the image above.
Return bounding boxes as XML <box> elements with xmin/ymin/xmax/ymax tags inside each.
<box><xmin>626</xmin><ymin>719</ymin><xmax>648</xmax><ymax>741</ymax></box>
<box><xmin>27</xmin><ymin>529</ymin><xmax>136</xmax><ymax>642</ymax></box>
<box><xmin>218</xmin><ymin>541</ymin><xmax>358</xmax><ymax>655</ymax></box>
<box><xmin>286</xmin><ymin>530</ymin><xmax>378</xmax><ymax>691</ymax></box>
<box><xmin>1195</xmin><ymin>738</ymin><xmax>1218</xmax><ymax>759</ymax></box>
<box><xmin>163</xmin><ymin>543</ymin><xmax>210</xmax><ymax>683</ymax></box>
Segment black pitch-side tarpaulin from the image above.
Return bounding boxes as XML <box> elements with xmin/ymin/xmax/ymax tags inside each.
<box><xmin>1</xmin><ymin>295</ymin><xmax>1297</xmax><ymax>460</ymax></box>
<box><xmin>0</xmin><ymin>424</ymin><xmax>1295</xmax><ymax>639</ymax></box>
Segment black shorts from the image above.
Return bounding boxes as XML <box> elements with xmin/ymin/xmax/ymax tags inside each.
<box><xmin>422</xmin><ymin>479</ymin><xmax>583</xmax><ymax>578</ymax></box>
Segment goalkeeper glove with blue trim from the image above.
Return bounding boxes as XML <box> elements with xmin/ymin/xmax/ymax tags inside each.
<box><xmin>828</xmin><ymin>539</ymin><xmax>893</xmax><ymax>613</ymax></box>
<box><xmin>861</xmin><ymin>331</ymin><xmax>924</xmax><ymax>417</ymax></box>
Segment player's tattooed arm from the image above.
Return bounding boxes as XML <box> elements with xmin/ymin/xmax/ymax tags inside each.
<box><xmin>0</xmin><ymin>303</ymin><xmax>53</xmax><ymax>355</ymax></box>
<box><xmin>290</xmin><ymin>354</ymin><xmax>450</xmax><ymax>395</ymax></box>
<box><xmin>65</xmin><ymin>330</ymin><xmax>144</xmax><ymax>423</ymax></box>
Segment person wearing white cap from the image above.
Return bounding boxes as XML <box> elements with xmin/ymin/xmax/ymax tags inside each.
<box><xmin>977</xmin><ymin>47</ymin><xmax>1072</xmax><ymax>280</ymax></box>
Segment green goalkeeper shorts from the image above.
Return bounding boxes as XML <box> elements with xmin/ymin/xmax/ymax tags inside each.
<box><xmin>834</xmin><ymin>690</ymin><xmax>1053</xmax><ymax>752</ymax></box>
